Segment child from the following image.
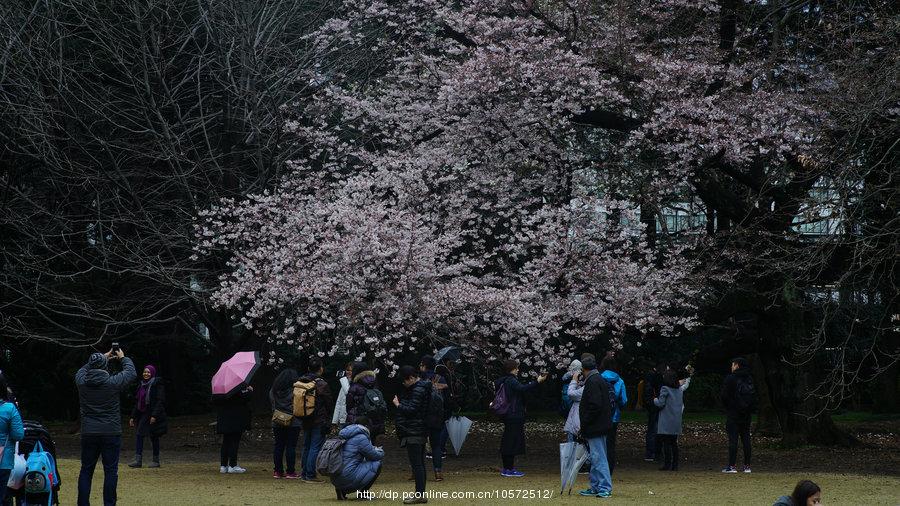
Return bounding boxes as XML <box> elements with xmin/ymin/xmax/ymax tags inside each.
<box><xmin>653</xmin><ymin>371</ymin><xmax>683</xmax><ymax>471</ymax></box>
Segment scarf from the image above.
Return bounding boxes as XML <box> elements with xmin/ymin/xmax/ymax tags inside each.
<box><xmin>136</xmin><ymin>365</ymin><xmax>157</xmax><ymax>412</ymax></box>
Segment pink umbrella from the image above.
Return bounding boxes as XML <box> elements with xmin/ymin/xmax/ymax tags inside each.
<box><xmin>211</xmin><ymin>351</ymin><xmax>261</xmax><ymax>398</ymax></box>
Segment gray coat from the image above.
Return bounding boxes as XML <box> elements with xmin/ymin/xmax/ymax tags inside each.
<box><xmin>76</xmin><ymin>357</ymin><xmax>137</xmax><ymax>435</ymax></box>
<box><xmin>653</xmin><ymin>386</ymin><xmax>684</xmax><ymax>435</ymax></box>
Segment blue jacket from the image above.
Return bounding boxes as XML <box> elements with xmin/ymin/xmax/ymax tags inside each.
<box><xmin>601</xmin><ymin>370</ymin><xmax>628</xmax><ymax>423</ymax></box>
<box><xmin>331</xmin><ymin>424</ymin><xmax>384</xmax><ymax>492</ymax></box>
<box><xmin>0</xmin><ymin>400</ymin><xmax>25</xmax><ymax>469</ymax></box>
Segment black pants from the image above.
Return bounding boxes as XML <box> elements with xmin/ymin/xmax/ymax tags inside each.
<box><xmin>220</xmin><ymin>432</ymin><xmax>242</xmax><ymax>467</ymax></box>
<box><xmin>135</xmin><ymin>434</ymin><xmax>160</xmax><ymax>457</ymax></box>
<box><xmin>606</xmin><ymin>423</ymin><xmax>618</xmax><ymax>474</ymax></box>
<box><xmin>406</xmin><ymin>442</ymin><xmax>427</xmax><ymax>494</ymax></box>
<box><xmin>645</xmin><ymin>409</ymin><xmax>660</xmax><ymax>459</ymax></box>
<box><xmin>501</xmin><ymin>454</ymin><xmax>515</xmax><ymax>469</ymax></box>
<box><xmin>659</xmin><ymin>434</ymin><xmax>679</xmax><ymax>470</ymax></box>
<box><xmin>726</xmin><ymin>419</ymin><xmax>751</xmax><ymax>466</ymax></box>
<box><xmin>273</xmin><ymin>426</ymin><xmax>301</xmax><ymax>474</ymax></box>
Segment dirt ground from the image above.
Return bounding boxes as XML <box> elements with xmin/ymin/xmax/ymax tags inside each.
<box><xmin>49</xmin><ymin>411</ymin><xmax>900</xmax><ymax>476</ymax></box>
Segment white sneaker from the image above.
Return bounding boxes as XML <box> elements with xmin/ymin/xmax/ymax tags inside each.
<box><xmin>228</xmin><ymin>466</ymin><xmax>247</xmax><ymax>474</ymax></box>
<box><xmin>220</xmin><ymin>466</ymin><xmax>228</xmax><ymax>474</ymax></box>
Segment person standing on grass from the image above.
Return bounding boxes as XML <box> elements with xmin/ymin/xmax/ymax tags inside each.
<box><xmin>214</xmin><ymin>384</ymin><xmax>253</xmax><ymax>474</ymax></box>
<box><xmin>128</xmin><ymin>364</ymin><xmax>167</xmax><ymax>469</ymax></box>
<box><xmin>721</xmin><ymin>357</ymin><xmax>755</xmax><ymax>474</ymax></box>
<box><xmin>774</xmin><ymin>480</ymin><xmax>822</xmax><ymax>506</ymax></box>
<box><xmin>643</xmin><ymin>362</ymin><xmax>665</xmax><ymax>462</ymax></box>
<box><xmin>269</xmin><ymin>368</ymin><xmax>301</xmax><ymax>479</ymax></box>
<box><xmin>0</xmin><ymin>373</ymin><xmax>25</xmax><ymax>505</ymax></box>
<box><xmin>419</xmin><ymin>355</ymin><xmax>447</xmax><ymax>481</ymax></box>
<box><xmin>577</xmin><ymin>356</ymin><xmax>613</xmax><ymax>498</ymax></box>
<box><xmin>76</xmin><ymin>349</ymin><xmax>137</xmax><ymax>506</ymax></box>
<box><xmin>653</xmin><ymin>371</ymin><xmax>684</xmax><ymax>471</ymax></box>
<box><xmin>495</xmin><ymin>359</ymin><xmax>548</xmax><ymax>478</ymax></box>
<box><xmin>562</xmin><ymin>359</ymin><xmax>583</xmax><ymax>443</ymax></box>
<box><xmin>599</xmin><ymin>353</ymin><xmax>627</xmax><ymax>475</ymax></box>
<box><xmin>393</xmin><ymin>365</ymin><xmax>432</xmax><ymax>505</ymax></box>
<box><xmin>332</xmin><ymin>362</ymin><xmax>352</xmax><ymax>429</ymax></box>
<box><xmin>346</xmin><ymin>362</ymin><xmax>387</xmax><ymax>444</ymax></box>
<box><xmin>299</xmin><ymin>357</ymin><xmax>333</xmax><ymax>483</ymax></box>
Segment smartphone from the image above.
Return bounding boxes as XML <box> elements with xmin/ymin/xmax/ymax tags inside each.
<box><xmin>111</xmin><ymin>342</ymin><xmax>120</xmax><ymax>352</ymax></box>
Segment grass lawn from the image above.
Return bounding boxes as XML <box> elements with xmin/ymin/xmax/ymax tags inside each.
<box><xmin>62</xmin><ymin>459</ymin><xmax>900</xmax><ymax>505</ymax></box>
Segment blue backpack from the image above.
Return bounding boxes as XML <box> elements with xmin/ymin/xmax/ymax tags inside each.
<box><xmin>24</xmin><ymin>441</ymin><xmax>59</xmax><ymax>506</ymax></box>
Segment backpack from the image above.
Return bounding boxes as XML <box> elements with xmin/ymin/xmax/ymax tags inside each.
<box><xmin>293</xmin><ymin>380</ymin><xmax>317</xmax><ymax>418</ymax></box>
<box><xmin>425</xmin><ymin>384</ymin><xmax>445</xmax><ymax>430</ymax></box>
<box><xmin>605</xmin><ymin>376</ymin><xmax>619</xmax><ymax>416</ymax></box>
<box><xmin>362</xmin><ymin>388</ymin><xmax>388</xmax><ymax>417</ymax></box>
<box><xmin>488</xmin><ymin>379</ymin><xmax>510</xmax><ymax>417</ymax></box>
<box><xmin>559</xmin><ymin>382</ymin><xmax>573</xmax><ymax>418</ymax></box>
<box><xmin>734</xmin><ymin>376</ymin><xmax>757</xmax><ymax>414</ymax></box>
<box><xmin>315</xmin><ymin>438</ymin><xmax>346</xmax><ymax>477</ymax></box>
<box><xmin>24</xmin><ymin>441</ymin><xmax>59</xmax><ymax>505</ymax></box>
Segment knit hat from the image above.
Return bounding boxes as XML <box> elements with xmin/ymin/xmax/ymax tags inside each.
<box><xmin>567</xmin><ymin>359</ymin><xmax>582</xmax><ymax>375</ymax></box>
<box><xmin>89</xmin><ymin>352</ymin><xmax>108</xmax><ymax>370</ymax></box>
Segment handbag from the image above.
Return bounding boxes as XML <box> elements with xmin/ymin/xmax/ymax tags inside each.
<box><xmin>7</xmin><ymin>442</ymin><xmax>27</xmax><ymax>489</ymax></box>
<box><xmin>271</xmin><ymin>409</ymin><xmax>293</xmax><ymax>427</ymax></box>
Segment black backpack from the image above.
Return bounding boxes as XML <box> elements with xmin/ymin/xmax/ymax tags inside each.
<box><xmin>425</xmin><ymin>384</ymin><xmax>445</xmax><ymax>430</ymax></box>
<box><xmin>605</xmin><ymin>376</ymin><xmax>618</xmax><ymax>415</ymax></box>
<box><xmin>362</xmin><ymin>388</ymin><xmax>388</xmax><ymax>417</ymax></box>
<box><xmin>734</xmin><ymin>376</ymin><xmax>757</xmax><ymax>414</ymax></box>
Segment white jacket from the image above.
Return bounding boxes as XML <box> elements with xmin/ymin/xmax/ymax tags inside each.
<box><xmin>332</xmin><ymin>376</ymin><xmax>350</xmax><ymax>424</ymax></box>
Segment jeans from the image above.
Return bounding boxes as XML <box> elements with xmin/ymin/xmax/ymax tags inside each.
<box><xmin>726</xmin><ymin>419</ymin><xmax>752</xmax><ymax>466</ymax></box>
<box><xmin>607</xmin><ymin>423</ymin><xmax>618</xmax><ymax>474</ymax></box>
<box><xmin>78</xmin><ymin>434</ymin><xmax>122</xmax><ymax>506</ymax></box>
<box><xmin>587</xmin><ymin>436</ymin><xmax>612</xmax><ymax>495</ymax></box>
<box><xmin>220</xmin><ymin>432</ymin><xmax>241</xmax><ymax>467</ymax></box>
<box><xmin>301</xmin><ymin>426</ymin><xmax>325</xmax><ymax>479</ymax></box>
<box><xmin>406</xmin><ymin>442</ymin><xmax>426</xmax><ymax>493</ymax></box>
<box><xmin>0</xmin><ymin>469</ymin><xmax>9</xmax><ymax>503</ymax></box>
<box><xmin>135</xmin><ymin>434</ymin><xmax>160</xmax><ymax>457</ymax></box>
<box><xmin>439</xmin><ymin>424</ymin><xmax>449</xmax><ymax>454</ymax></box>
<box><xmin>273</xmin><ymin>426</ymin><xmax>301</xmax><ymax>474</ymax></box>
<box><xmin>429</xmin><ymin>428</ymin><xmax>444</xmax><ymax>471</ymax></box>
<box><xmin>645</xmin><ymin>409</ymin><xmax>660</xmax><ymax>459</ymax></box>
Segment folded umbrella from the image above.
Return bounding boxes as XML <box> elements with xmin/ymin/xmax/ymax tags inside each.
<box><xmin>560</xmin><ymin>441</ymin><xmax>588</xmax><ymax>495</ymax></box>
<box><xmin>211</xmin><ymin>351</ymin><xmax>260</xmax><ymax>398</ymax></box>
<box><xmin>445</xmin><ymin>415</ymin><xmax>473</xmax><ymax>456</ymax></box>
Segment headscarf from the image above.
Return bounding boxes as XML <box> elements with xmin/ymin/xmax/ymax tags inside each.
<box><xmin>89</xmin><ymin>353</ymin><xmax>108</xmax><ymax>370</ymax></box>
<box><xmin>136</xmin><ymin>364</ymin><xmax>157</xmax><ymax>412</ymax></box>
<box><xmin>567</xmin><ymin>359</ymin><xmax>583</xmax><ymax>376</ymax></box>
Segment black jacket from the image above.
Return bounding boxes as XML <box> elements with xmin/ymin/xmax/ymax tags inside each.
<box><xmin>643</xmin><ymin>371</ymin><xmax>663</xmax><ymax>411</ymax></box>
<box><xmin>395</xmin><ymin>380</ymin><xmax>431</xmax><ymax>439</ymax></box>
<box><xmin>130</xmin><ymin>377</ymin><xmax>168</xmax><ymax>436</ymax></box>
<box><xmin>75</xmin><ymin>357</ymin><xmax>137</xmax><ymax>436</ymax></box>
<box><xmin>214</xmin><ymin>388</ymin><xmax>252</xmax><ymax>434</ymax></box>
<box><xmin>579</xmin><ymin>369</ymin><xmax>613</xmax><ymax>438</ymax></box>
<box><xmin>721</xmin><ymin>366</ymin><xmax>754</xmax><ymax>421</ymax></box>
<box><xmin>494</xmin><ymin>374</ymin><xmax>538</xmax><ymax>421</ymax></box>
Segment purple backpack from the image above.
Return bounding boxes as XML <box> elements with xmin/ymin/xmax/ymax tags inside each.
<box><xmin>488</xmin><ymin>380</ymin><xmax>510</xmax><ymax>416</ymax></box>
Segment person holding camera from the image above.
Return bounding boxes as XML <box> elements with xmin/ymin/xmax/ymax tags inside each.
<box><xmin>75</xmin><ymin>346</ymin><xmax>137</xmax><ymax>506</ymax></box>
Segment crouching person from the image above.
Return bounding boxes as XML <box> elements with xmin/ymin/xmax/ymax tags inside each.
<box><xmin>332</xmin><ymin>416</ymin><xmax>384</xmax><ymax>500</ymax></box>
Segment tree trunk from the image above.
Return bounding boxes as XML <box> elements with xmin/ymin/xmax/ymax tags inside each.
<box><xmin>748</xmin><ymin>354</ymin><xmax>780</xmax><ymax>436</ymax></box>
<box><xmin>872</xmin><ymin>359</ymin><xmax>900</xmax><ymax>413</ymax></box>
<box><xmin>756</xmin><ymin>294</ymin><xmax>853</xmax><ymax>446</ymax></box>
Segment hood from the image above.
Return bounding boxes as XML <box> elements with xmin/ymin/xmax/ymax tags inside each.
<box><xmin>734</xmin><ymin>366</ymin><xmax>752</xmax><ymax>378</ymax></box>
<box><xmin>353</xmin><ymin>370</ymin><xmax>377</xmax><ymax>384</ymax></box>
<box><xmin>562</xmin><ymin>372</ymin><xmax>574</xmax><ymax>381</ymax></box>
<box><xmin>84</xmin><ymin>368</ymin><xmax>111</xmax><ymax>386</ymax></box>
<box><xmin>772</xmin><ymin>496</ymin><xmax>793</xmax><ymax>506</ymax></box>
<box><xmin>339</xmin><ymin>424</ymin><xmax>371</xmax><ymax>440</ymax></box>
<box><xmin>567</xmin><ymin>359</ymin><xmax>582</xmax><ymax>376</ymax></box>
<box><xmin>601</xmin><ymin>370</ymin><xmax>621</xmax><ymax>385</ymax></box>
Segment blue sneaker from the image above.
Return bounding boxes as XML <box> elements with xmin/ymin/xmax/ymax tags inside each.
<box><xmin>597</xmin><ymin>490</ymin><xmax>611</xmax><ymax>498</ymax></box>
<box><xmin>578</xmin><ymin>489</ymin><xmax>599</xmax><ymax>497</ymax></box>
<box><xmin>504</xmin><ymin>469</ymin><xmax>525</xmax><ymax>477</ymax></box>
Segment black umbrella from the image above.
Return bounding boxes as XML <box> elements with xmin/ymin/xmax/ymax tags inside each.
<box><xmin>434</xmin><ymin>346</ymin><xmax>462</xmax><ymax>364</ymax></box>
